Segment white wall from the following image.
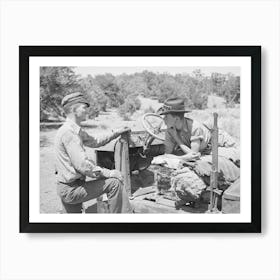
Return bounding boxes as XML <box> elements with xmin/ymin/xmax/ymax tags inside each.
<box><xmin>0</xmin><ymin>0</ymin><xmax>279</xmax><ymax>279</ymax></box>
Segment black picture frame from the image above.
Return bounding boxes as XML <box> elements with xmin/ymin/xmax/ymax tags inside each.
<box><xmin>20</xmin><ymin>46</ymin><xmax>261</xmax><ymax>233</ymax></box>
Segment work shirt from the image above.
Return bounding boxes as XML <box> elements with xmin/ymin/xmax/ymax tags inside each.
<box><xmin>54</xmin><ymin>118</ymin><xmax>116</xmax><ymax>183</ymax></box>
<box><xmin>164</xmin><ymin>118</ymin><xmax>211</xmax><ymax>155</ymax></box>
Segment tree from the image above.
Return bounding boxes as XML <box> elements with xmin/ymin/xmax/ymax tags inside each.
<box><xmin>222</xmin><ymin>75</ymin><xmax>240</xmax><ymax>105</ymax></box>
<box><xmin>40</xmin><ymin>67</ymin><xmax>81</xmax><ymax>121</ymax></box>
<box><xmin>117</xmin><ymin>96</ymin><xmax>141</xmax><ymax>120</ymax></box>
<box><xmin>79</xmin><ymin>75</ymin><xmax>108</xmax><ymax>117</ymax></box>
<box><xmin>94</xmin><ymin>74</ymin><xmax>122</xmax><ymax>107</ymax></box>
<box><xmin>40</xmin><ymin>68</ymin><xmax>240</xmax><ymax>122</ymax></box>
<box><xmin>116</xmin><ymin>73</ymin><xmax>148</xmax><ymax>98</ymax></box>
<box><xmin>211</xmin><ymin>72</ymin><xmax>226</xmax><ymax>96</ymax></box>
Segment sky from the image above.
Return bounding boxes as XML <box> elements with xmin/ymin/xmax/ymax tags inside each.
<box><xmin>74</xmin><ymin>66</ymin><xmax>240</xmax><ymax>77</ymax></box>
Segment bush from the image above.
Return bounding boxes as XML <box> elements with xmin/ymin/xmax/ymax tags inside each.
<box><xmin>135</xmin><ymin>97</ymin><xmax>141</xmax><ymax>110</ymax></box>
<box><xmin>40</xmin><ymin>69</ymin><xmax>240</xmax><ymax>122</ymax></box>
<box><xmin>87</xmin><ymin>98</ymin><xmax>100</xmax><ymax>118</ymax></box>
<box><xmin>144</xmin><ymin>106</ymin><xmax>155</xmax><ymax>114</ymax></box>
<box><xmin>118</xmin><ymin>97</ymin><xmax>141</xmax><ymax>120</ymax></box>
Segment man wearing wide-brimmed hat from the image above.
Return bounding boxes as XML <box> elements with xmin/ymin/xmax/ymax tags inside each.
<box><xmin>157</xmin><ymin>97</ymin><xmax>212</xmax><ymax>158</ymax></box>
<box><xmin>54</xmin><ymin>92</ymin><xmax>133</xmax><ymax>213</ymax></box>
<box><xmin>157</xmin><ymin>97</ymin><xmax>238</xmax><ymax>158</ymax></box>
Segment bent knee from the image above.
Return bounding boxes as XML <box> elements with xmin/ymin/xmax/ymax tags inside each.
<box><xmin>106</xmin><ymin>177</ymin><xmax>122</xmax><ymax>190</ymax></box>
<box><xmin>105</xmin><ymin>177</ymin><xmax>123</xmax><ymax>197</ymax></box>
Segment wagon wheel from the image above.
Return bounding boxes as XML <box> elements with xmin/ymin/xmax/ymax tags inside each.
<box><xmin>141</xmin><ymin>113</ymin><xmax>166</xmax><ymax>141</ymax></box>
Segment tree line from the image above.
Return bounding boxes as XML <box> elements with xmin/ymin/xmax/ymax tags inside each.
<box><xmin>40</xmin><ymin>67</ymin><xmax>240</xmax><ymax>121</ymax></box>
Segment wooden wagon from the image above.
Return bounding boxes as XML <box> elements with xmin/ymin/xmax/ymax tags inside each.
<box><xmin>84</xmin><ymin>114</ymin><xmax>240</xmax><ymax>214</ymax></box>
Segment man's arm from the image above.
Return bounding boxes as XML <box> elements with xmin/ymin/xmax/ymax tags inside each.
<box><xmin>166</xmin><ymin>127</ymin><xmax>200</xmax><ymax>160</ymax></box>
<box><xmin>190</xmin><ymin>139</ymin><xmax>201</xmax><ymax>153</ymax></box>
<box><xmin>62</xmin><ymin>131</ymin><xmax>112</xmax><ymax>178</ymax></box>
<box><xmin>81</xmin><ymin>127</ymin><xmax>131</xmax><ymax>148</ymax></box>
<box><xmin>166</xmin><ymin>127</ymin><xmax>193</xmax><ymax>154</ymax></box>
<box><xmin>190</xmin><ymin>125</ymin><xmax>205</xmax><ymax>153</ymax></box>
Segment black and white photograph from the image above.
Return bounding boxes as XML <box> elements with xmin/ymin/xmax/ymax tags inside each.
<box><xmin>40</xmin><ymin>66</ymin><xmax>241</xmax><ymax>215</ymax></box>
<box><xmin>20</xmin><ymin>46</ymin><xmax>260</xmax><ymax>232</ymax></box>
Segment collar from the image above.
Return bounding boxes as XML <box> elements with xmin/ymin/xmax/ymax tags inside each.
<box><xmin>182</xmin><ymin>118</ymin><xmax>190</xmax><ymax>133</ymax></box>
<box><xmin>65</xmin><ymin>117</ymin><xmax>81</xmax><ymax>134</ymax></box>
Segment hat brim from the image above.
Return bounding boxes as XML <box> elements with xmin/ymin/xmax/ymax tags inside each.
<box><xmin>78</xmin><ymin>100</ymin><xmax>90</xmax><ymax>107</ymax></box>
<box><xmin>63</xmin><ymin>98</ymin><xmax>90</xmax><ymax>108</ymax></box>
<box><xmin>159</xmin><ymin>109</ymin><xmax>192</xmax><ymax>115</ymax></box>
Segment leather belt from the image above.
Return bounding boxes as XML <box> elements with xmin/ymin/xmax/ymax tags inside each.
<box><xmin>58</xmin><ymin>178</ymin><xmax>85</xmax><ymax>187</ymax></box>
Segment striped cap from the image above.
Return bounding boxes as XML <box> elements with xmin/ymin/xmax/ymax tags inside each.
<box><xmin>61</xmin><ymin>92</ymin><xmax>90</xmax><ymax>107</ymax></box>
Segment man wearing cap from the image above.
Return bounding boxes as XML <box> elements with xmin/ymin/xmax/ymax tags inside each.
<box><xmin>54</xmin><ymin>92</ymin><xmax>133</xmax><ymax>213</ymax></box>
<box><xmin>158</xmin><ymin>97</ymin><xmax>237</xmax><ymax>159</ymax></box>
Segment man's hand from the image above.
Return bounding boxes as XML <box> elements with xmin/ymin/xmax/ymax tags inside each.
<box><xmin>181</xmin><ymin>152</ymin><xmax>201</xmax><ymax>161</ymax></box>
<box><xmin>109</xmin><ymin>169</ymin><xmax>124</xmax><ymax>182</ymax></box>
<box><xmin>115</xmin><ymin>127</ymin><xmax>131</xmax><ymax>136</ymax></box>
<box><xmin>92</xmin><ymin>170</ymin><xmax>102</xmax><ymax>178</ymax></box>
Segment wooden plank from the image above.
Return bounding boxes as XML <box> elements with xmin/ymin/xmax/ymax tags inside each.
<box><xmin>131</xmin><ymin>186</ymin><xmax>157</xmax><ymax>199</ymax></box>
<box><xmin>222</xmin><ymin>179</ymin><xmax>240</xmax><ymax>201</ymax></box>
<box><xmin>209</xmin><ymin>112</ymin><xmax>219</xmax><ymax>211</ymax></box>
<box><xmin>131</xmin><ymin>195</ymin><xmax>209</xmax><ymax>214</ymax></box>
<box><xmin>114</xmin><ymin>132</ymin><xmax>132</xmax><ymax>197</ymax></box>
<box><xmin>83</xmin><ymin>195</ymin><xmax>209</xmax><ymax>214</ymax></box>
<box><xmin>156</xmin><ymin>197</ymin><xmax>176</xmax><ymax>208</ymax></box>
<box><xmin>222</xmin><ymin>198</ymin><xmax>240</xmax><ymax>214</ymax></box>
<box><xmin>131</xmin><ymin>198</ymin><xmax>186</xmax><ymax>213</ymax></box>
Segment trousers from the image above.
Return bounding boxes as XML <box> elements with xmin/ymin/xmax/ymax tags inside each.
<box><xmin>57</xmin><ymin>177</ymin><xmax>133</xmax><ymax>213</ymax></box>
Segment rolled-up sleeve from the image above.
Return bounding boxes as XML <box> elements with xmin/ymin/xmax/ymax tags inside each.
<box><xmin>62</xmin><ymin>131</ymin><xmax>111</xmax><ymax>178</ymax></box>
<box><xmin>190</xmin><ymin>127</ymin><xmax>204</xmax><ymax>142</ymax></box>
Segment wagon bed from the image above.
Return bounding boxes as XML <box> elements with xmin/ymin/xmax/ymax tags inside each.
<box><xmin>84</xmin><ymin>130</ymin><xmax>240</xmax><ymax>214</ymax></box>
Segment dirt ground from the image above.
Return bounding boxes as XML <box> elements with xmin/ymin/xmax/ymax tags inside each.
<box><xmin>40</xmin><ymin>97</ymin><xmax>240</xmax><ymax>213</ymax></box>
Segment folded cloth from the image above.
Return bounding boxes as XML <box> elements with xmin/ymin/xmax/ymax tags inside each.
<box><xmin>181</xmin><ymin>155</ymin><xmax>240</xmax><ymax>191</ymax></box>
<box><xmin>171</xmin><ymin>167</ymin><xmax>207</xmax><ymax>202</ymax></box>
<box><xmin>151</xmin><ymin>153</ymin><xmax>240</xmax><ymax>199</ymax></box>
<box><xmin>218</xmin><ymin>147</ymin><xmax>240</xmax><ymax>167</ymax></box>
<box><xmin>197</xmin><ymin>155</ymin><xmax>240</xmax><ymax>182</ymax></box>
<box><xmin>151</xmin><ymin>154</ymin><xmax>182</xmax><ymax>169</ymax></box>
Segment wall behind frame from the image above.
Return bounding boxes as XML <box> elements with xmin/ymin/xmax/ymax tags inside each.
<box><xmin>0</xmin><ymin>0</ymin><xmax>279</xmax><ymax>279</ymax></box>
